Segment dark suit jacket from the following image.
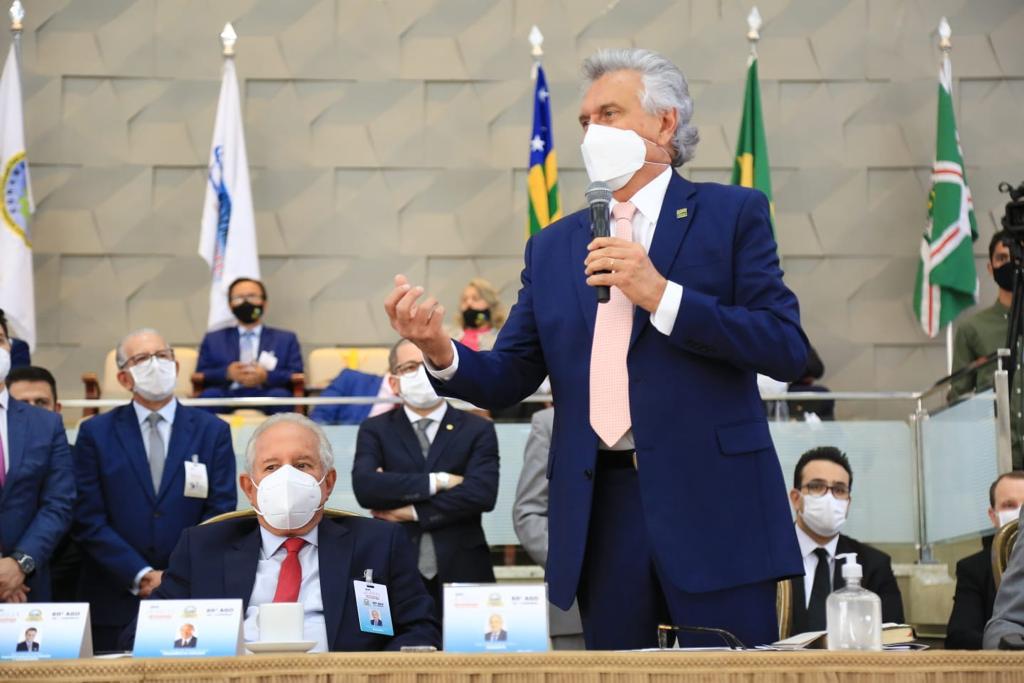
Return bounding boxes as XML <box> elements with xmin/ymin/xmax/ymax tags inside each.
<box><xmin>352</xmin><ymin>406</ymin><xmax>498</xmax><ymax>584</ymax></box>
<box><xmin>196</xmin><ymin>325</ymin><xmax>303</xmax><ymax>389</ymax></box>
<box><xmin>72</xmin><ymin>402</ymin><xmax>237</xmax><ymax>627</ymax></box>
<box><xmin>946</xmin><ymin>535</ymin><xmax>996</xmax><ymax>649</ymax></box>
<box><xmin>432</xmin><ymin>172</ymin><xmax>808</xmax><ymax>608</ymax></box>
<box><xmin>485</xmin><ymin>629</ymin><xmax>507</xmax><ymax>642</ymax></box>
<box><xmin>310</xmin><ymin>369</ymin><xmax>384</xmax><ymax>425</ymax></box>
<box><xmin>789</xmin><ymin>534</ymin><xmax>905</xmax><ymax>634</ymax></box>
<box><xmin>0</xmin><ymin>397</ymin><xmax>74</xmax><ymax>602</ymax></box>
<box><xmin>121</xmin><ymin>516</ymin><xmax>440</xmax><ymax>652</ymax></box>
<box><xmin>173</xmin><ymin>637</ymin><xmax>197</xmax><ymax>648</ymax></box>
<box><xmin>15</xmin><ymin>640</ymin><xmax>39</xmax><ymax>652</ymax></box>
<box><xmin>10</xmin><ymin>338</ymin><xmax>30</xmax><ymax>368</ymax></box>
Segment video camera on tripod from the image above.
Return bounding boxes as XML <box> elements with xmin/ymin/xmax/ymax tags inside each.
<box><xmin>999</xmin><ymin>181</ymin><xmax>1024</xmax><ymax>234</ymax></box>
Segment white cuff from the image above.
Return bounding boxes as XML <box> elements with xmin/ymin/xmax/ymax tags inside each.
<box><xmin>423</xmin><ymin>341</ymin><xmax>459</xmax><ymax>381</ymax></box>
<box><xmin>428</xmin><ymin>473</ymin><xmax>437</xmax><ymax>496</ymax></box>
<box><xmin>131</xmin><ymin>566</ymin><xmax>154</xmax><ymax>596</ymax></box>
<box><xmin>410</xmin><ymin>505</ymin><xmax>419</xmax><ymax>522</ymax></box>
<box><xmin>650</xmin><ymin>281</ymin><xmax>683</xmax><ymax>336</ymax></box>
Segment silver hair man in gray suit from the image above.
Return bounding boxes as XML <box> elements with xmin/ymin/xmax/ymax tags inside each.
<box><xmin>984</xmin><ymin>507</ymin><xmax>1024</xmax><ymax>649</ymax></box>
<box><xmin>513</xmin><ymin>406</ymin><xmax>585</xmax><ymax>650</ymax></box>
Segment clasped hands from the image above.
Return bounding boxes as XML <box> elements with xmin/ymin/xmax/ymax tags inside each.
<box><xmin>227</xmin><ymin>362</ymin><xmax>268</xmax><ymax>387</ymax></box>
<box><xmin>370</xmin><ymin>467</ymin><xmax>464</xmax><ymax>523</ymax></box>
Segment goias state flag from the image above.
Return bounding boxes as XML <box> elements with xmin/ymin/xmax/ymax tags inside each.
<box><xmin>527</xmin><ymin>64</ymin><xmax>561</xmax><ymax>236</ymax></box>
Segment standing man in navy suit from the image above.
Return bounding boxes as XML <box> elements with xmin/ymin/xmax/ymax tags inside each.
<box><xmin>352</xmin><ymin>338</ymin><xmax>499</xmax><ymax>618</ymax></box>
<box><xmin>73</xmin><ymin>328</ymin><xmax>237</xmax><ymax>652</ymax></box>
<box><xmin>196</xmin><ymin>278</ymin><xmax>303</xmax><ymax>414</ymax></box>
<box><xmin>0</xmin><ymin>312</ymin><xmax>74</xmax><ymax>604</ymax></box>
<box><xmin>384</xmin><ymin>48</ymin><xmax>808</xmax><ymax>649</ymax></box>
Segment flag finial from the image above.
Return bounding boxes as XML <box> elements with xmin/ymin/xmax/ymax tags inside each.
<box><xmin>529</xmin><ymin>25</ymin><xmax>544</xmax><ymax>59</ymax></box>
<box><xmin>746</xmin><ymin>7</ymin><xmax>762</xmax><ymax>43</ymax></box>
<box><xmin>9</xmin><ymin>0</ymin><xmax>23</xmax><ymax>32</ymax></box>
<box><xmin>220</xmin><ymin>22</ymin><xmax>237</xmax><ymax>57</ymax></box>
<box><xmin>938</xmin><ymin>17</ymin><xmax>951</xmax><ymax>53</ymax></box>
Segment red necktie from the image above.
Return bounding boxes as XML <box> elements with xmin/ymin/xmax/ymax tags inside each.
<box><xmin>272</xmin><ymin>537</ymin><xmax>306</xmax><ymax>603</ymax></box>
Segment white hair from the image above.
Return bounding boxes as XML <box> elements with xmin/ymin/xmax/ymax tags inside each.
<box><xmin>581</xmin><ymin>48</ymin><xmax>700</xmax><ymax>166</ymax></box>
<box><xmin>116</xmin><ymin>327</ymin><xmax>165</xmax><ymax>368</ymax></box>
<box><xmin>244</xmin><ymin>413</ymin><xmax>335</xmax><ymax>474</ymax></box>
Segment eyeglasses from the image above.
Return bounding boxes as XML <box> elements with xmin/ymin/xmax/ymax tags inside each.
<box><xmin>391</xmin><ymin>361</ymin><xmax>424</xmax><ymax>378</ymax></box>
<box><xmin>120</xmin><ymin>348</ymin><xmax>175</xmax><ymax>369</ymax></box>
<box><xmin>801</xmin><ymin>479</ymin><xmax>851</xmax><ymax>499</ymax></box>
<box><xmin>657</xmin><ymin>624</ymin><xmax>746</xmax><ymax>650</ymax></box>
<box><xmin>229</xmin><ymin>294</ymin><xmax>264</xmax><ymax>305</ymax></box>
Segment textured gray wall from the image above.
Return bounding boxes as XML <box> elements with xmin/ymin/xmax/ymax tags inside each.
<box><xmin>14</xmin><ymin>0</ymin><xmax>1024</xmax><ymax>413</ymax></box>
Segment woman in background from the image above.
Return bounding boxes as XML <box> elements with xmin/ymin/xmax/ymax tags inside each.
<box><xmin>454</xmin><ymin>278</ymin><xmax>506</xmax><ymax>352</ymax></box>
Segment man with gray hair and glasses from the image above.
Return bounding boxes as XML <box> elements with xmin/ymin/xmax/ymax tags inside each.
<box><xmin>73</xmin><ymin>328</ymin><xmax>237</xmax><ymax>652</ymax></box>
<box><xmin>385</xmin><ymin>48</ymin><xmax>807</xmax><ymax>648</ymax></box>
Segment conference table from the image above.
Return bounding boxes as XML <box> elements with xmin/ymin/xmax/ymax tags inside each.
<box><xmin>4</xmin><ymin>650</ymin><xmax>1024</xmax><ymax>682</ymax></box>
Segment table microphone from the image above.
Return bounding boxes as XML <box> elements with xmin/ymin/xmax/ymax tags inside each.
<box><xmin>586</xmin><ymin>181</ymin><xmax>613</xmax><ymax>304</ymax></box>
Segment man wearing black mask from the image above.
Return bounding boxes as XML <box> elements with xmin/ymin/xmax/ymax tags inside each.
<box><xmin>951</xmin><ymin>229</ymin><xmax>1021</xmax><ymax>467</ymax></box>
<box><xmin>196</xmin><ymin>278</ymin><xmax>303</xmax><ymax>414</ymax></box>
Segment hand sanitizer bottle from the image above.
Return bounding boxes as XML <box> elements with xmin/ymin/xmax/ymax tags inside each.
<box><xmin>826</xmin><ymin>552</ymin><xmax>882</xmax><ymax>650</ymax></box>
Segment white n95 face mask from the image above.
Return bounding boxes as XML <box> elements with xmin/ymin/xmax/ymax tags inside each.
<box><xmin>399</xmin><ymin>366</ymin><xmax>443</xmax><ymax>410</ymax></box>
<box><xmin>580</xmin><ymin>124</ymin><xmax>670</xmax><ymax>191</ymax></box>
<box><xmin>0</xmin><ymin>347</ymin><xmax>9</xmax><ymax>384</ymax></box>
<box><xmin>998</xmin><ymin>507</ymin><xmax>1022</xmax><ymax>528</ymax></box>
<box><xmin>129</xmin><ymin>357</ymin><xmax>177</xmax><ymax>402</ymax></box>
<box><xmin>254</xmin><ymin>464</ymin><xmax>326</xmax><ymax>531</ymax></box>
<box><xmin>800</xmin><ymin>492</ymin><xmax>849</xmax><ymax>538</ymax></box>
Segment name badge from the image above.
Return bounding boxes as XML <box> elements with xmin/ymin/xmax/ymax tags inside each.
<box><xmin>257</xmin><ymin>350</ymin><xmax>278</xmax><ymax>372</ymax></box>
<box><xmin>184</xmin><ymin>456</ymin><xmax>208</xmax><ymax>499</ymax></box>
<box><xmin>354</xmin><ymin>571</ymin><xmax>394</xmax><ymax>636</ymax></box>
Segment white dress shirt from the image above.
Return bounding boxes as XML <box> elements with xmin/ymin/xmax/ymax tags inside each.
<box><xmin>244</xmin><ymin>525</ymin><xmax>329</xmax><ymax>652</ymax></box>
<box><xmin>0</xmin><ymin>388</ymin><xmax>9</xmax><ymax>477</ymax></box>
<box><xmin>426</xmin><ymin>168</ymin><xmax>682</xmax><ymax>449</ymax></box>
<box><xmin>795</xmin><ymin>523</ymin><xmax>840</xmax><ymax>608</ymax></box>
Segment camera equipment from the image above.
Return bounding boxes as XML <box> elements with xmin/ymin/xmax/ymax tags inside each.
<box><xmin>999</xmin><ymin>181</ymin><xmax>1024</xmax><ymax>235</ymax></box>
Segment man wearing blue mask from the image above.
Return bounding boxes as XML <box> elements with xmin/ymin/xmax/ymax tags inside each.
<box><xmin>384</xmin><ymin>48</ymin><xmax>808</xmax><ymax>649</ymax></box>
<box><xmin>351</xmin><ymin>338</ymin><xmax>499</xmax><ymax>619</ymax></box>
<box><xmin>73</xmin><ymin>328</ymin><xmax>237</xmax><ymax>652</ymax></box>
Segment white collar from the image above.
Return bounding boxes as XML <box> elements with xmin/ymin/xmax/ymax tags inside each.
<box><xmin>610</xmin><ymin>167</ymin><xmax>673</xmax><ymax>225</ymax></box>
<box><xmin>403</xmin><ymin>401</ymin><xmax>448</xmax><ymax>426</ymax></box>
<box><xmin>259</xmin><ymin>524</ymin><xmax>319</xmax><ymax>558</ymax></box>
<box><xmin>0</xmin><ymin>387</ymin><xmax>7</xmax><ymax>410</ymax></box>
<box><xmin>133</xmin><ymin>398</ymin><xmax>178</xmax><ymax>427</ymax></box>
<box><xmin>794</xmin><ymin>522</ymin><xmax>840</xmax><ymax>560</ymax></box>
<box><xmin>238</xmin><ymin>324</ymin><xmax>263</xmax><ymax>337</ymax></box>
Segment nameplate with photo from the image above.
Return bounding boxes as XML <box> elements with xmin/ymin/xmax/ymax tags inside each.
<box><xmin>132</xmin><ymin>599</ymin><xmax>243</xmax><ymax>658</ymax></box>
<box><xmin>443</xmin><ymin>583</ymin><xmax>549</xmax><ymax>653</ymax></box>
<box><xmin>0</xmin><ymin>603</ymin><xmax>92</xmax><ymax>661</ymax></box>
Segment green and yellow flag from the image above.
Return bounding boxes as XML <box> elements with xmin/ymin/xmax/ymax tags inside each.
<box><xmin>730</xmin><ymin>55</ymin><xmax>773</xmax><ymax>225</ymax></box>
<box><xmin>527</xmin><ymin>64</ymin><xmax>560</xmax><ymax>236</ymax></box>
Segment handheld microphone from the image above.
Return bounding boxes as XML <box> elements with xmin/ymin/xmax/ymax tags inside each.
<box><xmin>586</xmin><ymin>181</ymin><xmax>613</xmax><ymax>304</ymax></box>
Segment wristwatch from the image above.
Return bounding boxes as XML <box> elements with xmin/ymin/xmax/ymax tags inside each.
<box><xmin>436</xmin><ymin>472</ymin><xmax>450</xmax><ymax>491</ymax></box>
<box><xmin>10</xmin><ymin>551</ymin><xmax>35</xmax><ymax>576</ymax></box>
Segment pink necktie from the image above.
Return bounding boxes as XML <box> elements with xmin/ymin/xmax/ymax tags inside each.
<box><xmin>0</xmin><ymin>426</ymin><xmax>5</xmax><ymax>487</ymax></box>
<box><xmin>589</xmin><ymin>201</ymin><xmax>636</xmax><ymax>446</ymax></box>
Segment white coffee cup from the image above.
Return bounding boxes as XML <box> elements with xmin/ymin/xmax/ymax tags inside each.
<box><xmin>257</xmin><ymin>602</ymin><xmax>304</xmax><ymax>642</ymax></box>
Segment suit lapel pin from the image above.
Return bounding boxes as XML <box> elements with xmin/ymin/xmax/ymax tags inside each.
<box><xmin>676</xmin><ymin>208</ymin><xmax>688</xmax><ymax>219</ymax></box>
<box><xmin>445</xmin><ymin>424</ymin><xmax>454</xmax><ymax>431</ymax></box>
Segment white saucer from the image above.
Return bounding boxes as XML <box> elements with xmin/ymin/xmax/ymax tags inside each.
<box><xmin>246</xmin><ymin>640</ymin><xmax>317</xmax><ymax>653</ymax></box>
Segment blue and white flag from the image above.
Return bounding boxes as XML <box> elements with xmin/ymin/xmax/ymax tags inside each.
<box><xmin>199</xmin><ymin>56</ymin><xmax>258</xmax><ymax>331</ymax></box>
<box><xmin>0</xmin><ymin>43</ymin><xmax>35</xmax><ymax>349</ymax></box>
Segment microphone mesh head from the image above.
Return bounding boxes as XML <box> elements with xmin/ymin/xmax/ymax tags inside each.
<box><xmin>585</xmin><ymin>181</ymin><xmax>612</xmax><ymax>205</ymax></box>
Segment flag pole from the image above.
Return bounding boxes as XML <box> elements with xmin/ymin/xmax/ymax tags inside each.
<box><xmin>220</xmin><ymin>22</ymin><xmax>236</xmax><ymax>59</ymax></box>
<box><xmin>939</xmin><ymin>17</ymin><xmax>954</xmax><ymax>374</ymax></box>
<box><xmin>746</xmin><ymin>6</ymin><xmax>761</xmax><ymax>62</ymax></box>
<box><xmin>9</xmin><ymin>1</ymin><xmax>23</xmax><ymax>64</ymax></box>
<box><xmin>528</xmin><ymin>25</ymin><xmax>543</xmax><ymax>80</ymax></box>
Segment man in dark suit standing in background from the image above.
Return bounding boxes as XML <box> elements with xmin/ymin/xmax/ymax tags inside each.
<box><xmin>73</xmin><ymin>328</ymin><xmax>237</xmax><ymax>652</ymax></box>
<box><xmin>0</xmin><ymin>313</ymin><xmax>74</xmax><ymax>605</ymax></box>
<box><xmin>352</xmin><ymin>338</ymin><xmax>499</xmax><ymax>618</ymax></box>
<box><xmin>196</xmin><ymin>278</ymin><xmax>303</xmax><ymax>414</ymax></box>
<box><xmin>787</xmin><ymin>447</ymin><xmax>904</xmax><ymax>633</ymax></box>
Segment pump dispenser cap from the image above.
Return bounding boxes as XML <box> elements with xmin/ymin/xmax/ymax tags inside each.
<box><xmin>837</xmin><ymin>552</ymin><xmax>862</xmax><ymax>579</ymax></box>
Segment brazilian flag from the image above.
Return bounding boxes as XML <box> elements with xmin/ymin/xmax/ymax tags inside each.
<box><xmin>730</xmin><ymin>56</ymin><xmax>773</xmax><ymax>227</ymax></box>
<box><xmin>527</xmin><ymin>65</ymin><xmax>561</xmax><ymax>236</ymax></box>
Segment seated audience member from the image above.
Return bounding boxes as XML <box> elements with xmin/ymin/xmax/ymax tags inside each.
<box><xmin>352</xmin><ymin>338</ymin><xmax>499</xmax><ymax>619</ymax></box>
<box><xmin>122</xmin><ymin>413</ymin><xmax>440</xmax><ymax>652</ymax></box>
<box><xmin>985</xmin><ymin>508</ymin><xmax>1024</xmax><ymax>648</ymax></box>
<box><xmin>787</xmin><ymin>447</ymin><xmax>904</xmax><ymax>633</ymax></box>
<box><xmin>952</xmin><ymin>472</ymin><xmax>1024</xmax><ymax>649</ymax></box>
<box><xmin>310</xmin><ymin>367</ymin><xmax>396</xmax><ymax>426</ymax></box>
<box><xmin>512</xmin><ymin>406</ymin><xmax>585</xmax><ymax>650</ymax></box>
<box><xmin>0</xmin><ymin>315</ymin><xmax>74</xmax><ymax>604</ymax></box>
<box><xmin>452</xmin><ymin>278</ymin><xmax>505</xmax><ymax>352</ymax></box>
<box><xmin>196</xmin><ymin>277</ymin><xmax>303</xmax><ymax>414</ymax></box>
<box><xmin>73</xmin><ymin>328</ymin><xmax>237</xmax><ymax>652</ymax></box>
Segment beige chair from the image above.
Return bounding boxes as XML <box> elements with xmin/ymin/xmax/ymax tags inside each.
<box><xmin>81</xmin><ymin>347</ymin><xmax>199</xmax><ymax>417</ymax></box>
<box><xmin>993</xmin><ymin>519</ymin><xmax>1020</xmax><ymax>590</ymax></box>
<box><xmin>306</xmin><ymin>347</ymin><xmax>390</xmax><ymax>392</ymax></box>
<box><xmin>216</xmin><ymin>409</ymin><xmax>270</xmax><ymax>429</ymax></box>
<box><xmin>201</xmin><ymin>507</ymin><xmax>358</xmax><ymax>525</ymax></box>
<box><xmin>776</xmin><ymin>578</ymin><xmax>794</xmax><ymax>640</ymax></box>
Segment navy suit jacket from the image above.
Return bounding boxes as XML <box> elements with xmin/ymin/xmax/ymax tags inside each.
<box><xmin>433</xmin><ymin>173</ymin><xmax>808</xmax><ymax>609</ymax></box>
<box><xmin>196</xmin><ymin>325</ymin><xmax>303</xmax><ymax>388</ymax></box>
<box><xmin>352</xmin><ymin>406</ymin><xmax>498</xmax><ymax>584</ymax></box>
<box><xmin>122</xmin><ymin>516</ymin><xmax>441</xmax><ymax>652</ymax></box>
<box><xmin>0</xmin><ymin>398</ymin><xmax>74</xmax><ymax>602</ymax></box>
<box><xmin>72</xmin><ymin>402</ymin><xmax>237</xmax><ymax>627</ymax></box>
<box><xmin>310</xmin><ymin>369</ymin><xmax>384</xmax><ymax>426</ymax></box>
<box><xmin>10</xmin><ymin>338</ymin><xmax>30</xmax><ymax>368</ymax></box>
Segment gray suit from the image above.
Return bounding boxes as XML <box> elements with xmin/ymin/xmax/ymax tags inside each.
<box><xmin>984</xmin><ymin>510</ymin><xmax>1024</xmax><ymax>649</ymax></box>
<box><xmin>512</xmin><ymin>407</ymin><xmax>585</xmax><ymax>650</ymax></box>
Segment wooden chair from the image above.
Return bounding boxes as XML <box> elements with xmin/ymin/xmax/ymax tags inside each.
<box><xmin>200</xmin><ymin>507</ymin><xmax>359</xmax><ymax>525</ymax></box>
<box><xmin>776</xmin><ymin>578</ymin><xmax>794</xmax><ymax>640</ymax></box>
<box><xmin>993</xmin><ymin>519</ymin><xmax>1020</xmax><ymax>590</ymax></box>
<box><xmin>81</xmin><ymin>347</ymin><xmax>198</xmax><ymax>418</ymax></box>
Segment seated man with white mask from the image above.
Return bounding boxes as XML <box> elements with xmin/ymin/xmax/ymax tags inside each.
<box><xmin>787</xmin><ymin>447</ymin><xmax>904</xmax><ymax>633</ymax></box>
<box><xmin>121</xmin><ymin>413</ymin><xmax>440</xmax><ymax>652</ymax></box>
<box><xmin>73</xmin><ymin>328</ymin><xmax>237</xmax><ymax>652</ymax></box>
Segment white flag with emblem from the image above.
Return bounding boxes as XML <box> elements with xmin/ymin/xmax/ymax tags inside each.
<box><xmin>198</xmin><ymin>56</ymin><xmax>259</xmax><ymax>331</ymax></box>
<box><xmin>0</xmin><ymin>43</ymin><xmax>35</xmax><ymax>349</ymax></box>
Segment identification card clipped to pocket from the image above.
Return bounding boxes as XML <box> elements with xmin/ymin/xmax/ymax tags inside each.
<box><xmin>354</xmin><ymin>569</ymin><xmax>394</xmax><ymax>636</ymax></box>
<box><xmin>257</xmin><ymin>350</ymin><xmax>278</xmax><ymax>372</ymax></box>
<box><xmin>183</xmin><ymin>455</ymin><xmax>209</xmax><ymax>499</ymax></box>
